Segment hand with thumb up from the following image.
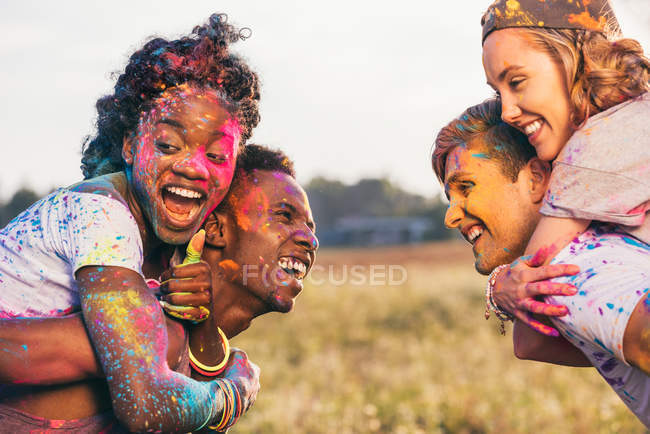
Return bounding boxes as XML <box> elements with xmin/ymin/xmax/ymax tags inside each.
<box><xmin>159</xmin><ymin>229</ymin><xmax>212</xmax><ymax>323</ymax></box>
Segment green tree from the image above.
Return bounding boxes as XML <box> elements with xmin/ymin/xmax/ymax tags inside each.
<box><xmin>305</xmin><ymin>176</ymin><xmax>454</xmax><ymax>242</ymax></box>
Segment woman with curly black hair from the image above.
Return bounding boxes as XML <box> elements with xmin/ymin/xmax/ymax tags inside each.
<box><xmin>0</xmin><ymin>13</ymin><xmax>261</xmax><ymax>432</ymax></box>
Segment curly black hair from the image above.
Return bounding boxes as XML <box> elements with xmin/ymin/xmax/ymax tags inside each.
<box><xmin>81</xmin><ymin>13</ymin><xmax>260</xmax><ymax>179</ymax></box>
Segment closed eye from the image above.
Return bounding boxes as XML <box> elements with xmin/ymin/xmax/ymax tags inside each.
<box><xmin>275</xmin><ymin>210</ymin><xmax>292</xmax><ymax>221</ymax></box>
<box><xmin>207</xmin><ymin>153</ymin><xmax>227</xmax><ymax>164</ymax></box>
<box><xmin>155</xmin><ymin>142</ymin><xmax>180</xmax><ymax>153</ymax></box>
<box><xmin>458</xmin><ymin>181</ymin><xmax>475</xmax><ymax>195</ymax></box>
<box><xmin>510</xmin><ymin>77</ymin><xmax>525</xmax><ymax>89</ymax></box>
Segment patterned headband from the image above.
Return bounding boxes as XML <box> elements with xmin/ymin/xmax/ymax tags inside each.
<box><xmin>481</xmin><ymin>0</ymin><xmax>619</xmax><ymax>43</ymax></box>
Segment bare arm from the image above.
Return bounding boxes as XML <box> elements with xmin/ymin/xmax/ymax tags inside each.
<box><xmin>512</xmin><ymin>319</ymin><xmax>591</xmax><ymax>367</ymax></box>
<box><xmin>623</xmin><ymin>293</ymin><xmax>650</xmax><ymax>375</ymax></box>
<box><xmin>0</xmin><ymin>314</ymin><xmax>99</xmax><ymax>385</ymax></box>
<box><xmin>0</xmin><ymin>312</ymin><xmax>187</xmax><ymax>386</ymax></box>
<box><xmin>524</xmin><ymin>216</ymin><xmax>590</xmax><ymax>261</ymax></box>
<box><xmin>77</xmin><ymin>265</ymin><xmax>226</xmax><ymax>433</ymax></box>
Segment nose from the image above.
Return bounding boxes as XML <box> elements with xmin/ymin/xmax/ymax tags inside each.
<box><xmin>500</xmin><ymin>94</ymin><xmax>522</xmax><ymax>125</ymax></box>
<box><xmin>294</xmin><ymin>226</ymin><xmax>319</xmax><ymax>252</ymax></box>
<box><xmin>444</xmin><ymin>198</ymin><xmax>465</xmax><ymax>229</ymax></box>
<box><xmin>172</xmin><ymin>150</ymin><xmax>210</xmax><ymax>180</ymax></box>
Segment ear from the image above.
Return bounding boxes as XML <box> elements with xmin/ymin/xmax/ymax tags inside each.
<box><xmin>122</xmin><ymin>135</ymin><xmax>135</xmax><ymax>166</ymax></box>
<box><xmin>527</xmin><ymin>157</ymin><xmax>551</xmax><ymax>203</ymax></box>
<box><xmin>204</xmin><ymin>212</ymin><xmax>227</xmax><ymax>248</ymax></box>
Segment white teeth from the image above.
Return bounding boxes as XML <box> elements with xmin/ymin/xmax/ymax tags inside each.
<box><xmin>277</xmin><ymin>256</ymin><xmax>307</xmax><ymax>279</ymax></box>
<box><xmin>166</xmin><ymin>186</ymin><xmax>202</xmax><ymax>199</ymax></box>
<box><xmin>524</xmin><ymin>120</ymin><xmax>542</xmax><ymax>136</ymax></box>
<box><xmin>467</xmin><ymin>226</ymin><xmax>484</xmax><ymax>244</ymax></box>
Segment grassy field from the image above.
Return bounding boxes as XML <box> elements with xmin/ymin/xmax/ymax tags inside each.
<box><xmin>231</xmin><ymin>241</ymin><xmax>647</xmax><ymax>433</ymax></box>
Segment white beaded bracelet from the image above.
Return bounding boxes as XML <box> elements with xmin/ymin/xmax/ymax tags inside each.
<box><xmin>485</xmin><ymin>264</ymin><xmax>514</xmax><ymax>334</ymax></box>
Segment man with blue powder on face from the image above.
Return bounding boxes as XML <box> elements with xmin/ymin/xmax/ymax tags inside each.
<box><xmin>432</xmin><ymin>99</ymin><xmax>650</xmax><ymax>427</ymax></box>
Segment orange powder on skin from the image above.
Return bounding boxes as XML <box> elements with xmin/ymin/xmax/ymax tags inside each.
<box><xmin>218</xmin><ymin>259</ymin><xmax>241</xmax><ymax>282</ymax></box>
<box><xmin>230</xmin><ymin>186</ymin><xmax>270</xmax><ymax>232</ymax></box>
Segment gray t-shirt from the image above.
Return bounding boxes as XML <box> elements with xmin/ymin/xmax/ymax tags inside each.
<box><xmin>540</xmin><ymin>92</ymin><xmax>650</xmax><ymax>244</ymax></box>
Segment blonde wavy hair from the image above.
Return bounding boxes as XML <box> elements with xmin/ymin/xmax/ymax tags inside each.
<box><xmin>520</xmin><ymin>27</ymin><xmax>649</xmax><ymax>126</ymax></box>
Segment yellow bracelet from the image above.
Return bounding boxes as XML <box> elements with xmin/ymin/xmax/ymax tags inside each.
<box><xmin>188</xmin><ymin>327</ymin><xmax>230</xmax><ymax>372</ymax></box>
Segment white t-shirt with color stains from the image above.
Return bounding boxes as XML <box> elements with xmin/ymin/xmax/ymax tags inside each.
<box><xmin>0</xmin><ymin>189</ymin><xmax>143</xmax><ymax>318</ymax></box>
<box><xmin>547</xmin><ymin>226</ymin><xmax>650</xmax><ymax>427</ymax></box>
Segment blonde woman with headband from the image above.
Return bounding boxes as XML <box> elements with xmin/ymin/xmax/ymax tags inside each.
<box><xmin>479</xmin><ymin>0</ymin><xmax>650</xmax><ymax>425</ymax></box>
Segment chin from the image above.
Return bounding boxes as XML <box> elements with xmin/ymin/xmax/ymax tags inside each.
<box><xmin>474</xmin><ymin>261</ymin><xmax>492</xmax><ymax>276</ymax></box>
<box><xmin>154</xmin><ymin>226</ymin><xmax>196</xmax><ymax>246</ymax></box>
<box><xmin>474</xmin><ymin>252</ymin><xmax>500</xmax><ymax>276</ymax></box>
<box><xmin>266</xmin><ymin>292</ymin><xmax>296</xmax><ymax>314</ymax></box>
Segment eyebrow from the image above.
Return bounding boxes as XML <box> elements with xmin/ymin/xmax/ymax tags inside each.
<box><xmin>158</xmin><ymin>118</ymin><xmax>185</xmax><ymax>130</ymax></box>
<box><xmin>444</xmin><ymin>171</ymin><xmax>473</xmax><ymax>190</ymax></box>
<box><xmin>159</xmin><ymin>118</ymin><xmax>227</xmax><ymax>138</ymax></box>
<box><xmin>486</xmin><ymin>64</ymin><xmax>524</xmax><ymax>87</ymax></box>
<box><xmin>274</xmin><ymin>202</ymin><xmax>316</xmax><ymax>231</ymax></box>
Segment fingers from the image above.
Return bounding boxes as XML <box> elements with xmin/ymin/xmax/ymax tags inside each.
<box><xmin>514</xmin><ymin>311</ymin><xmax>560</xmax><ymax>337</ymax></box>
<box><xmin>161</xmin><ymin>276</ymin><xmax>210</xmax><ymax>293</ymax></box>
<box><xmin>519</xmin><ymin>263</ymin><xmax>580</xmax><ymax>283</ymax></box>
<box><xmin>223</xmin><ymin>349</ymin><xmax>260</xmax><ymax>411</ymax></box>
<box><xmin>162</xmin><ymin>261</ymin><xmax>211</xmax><ymax>280</ymax></box>
<box><xmin>159</xmin><ymin>262</ymin><xmax>211</xmax><ymax>296</ymax></box>
<box><xmin>524</xmin><ymin>281</ymin><xmax>577</xmax><ymax>297</ymax></box>
<box><xmin>183</xmin><ymin>229</ymin><xmax>205</xmax><ymax>265</ymax></box>
<box><xmin>519</xmin><ymin>298</ymin><xmax>569</xmax><ymax>316</ymax></box>
<box><xmin>161</xmin><ymin>290</ymin><xmax>211</xmax><ymax>307</ymax></box>
<box><xmin>159</xmin><ymin>301</ymin><xmax>209</xmax><ymax>322</ymax></box>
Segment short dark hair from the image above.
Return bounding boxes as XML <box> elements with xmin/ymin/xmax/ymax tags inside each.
<box><xmin>235</xmin><ymin>144</ymin><xmax>295</xmax><ymax>178</ymax></box>
<box><xmin>432</xmin><ymin>98</ymin><xmax>536</xmax><ymax>182</ymax></box>
<box><xmin>220</xmin><ymin>144</ymin><xmax>296</xmax><ymax>213</ymax></box>
<box><xmin>81</xmin><ymin>13</ymin><xmax>260</xmax><ymax>179</ymax></box>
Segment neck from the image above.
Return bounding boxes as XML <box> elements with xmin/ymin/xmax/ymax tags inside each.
<box><xmin>210</xmin><ymin>279</ymin><xmax>268</xmax><ymax>338</ymax></box>
<box><xmin>188</xmin><ymin>277</ymin><xmax>266</xmax><ymax>368</ymax></box>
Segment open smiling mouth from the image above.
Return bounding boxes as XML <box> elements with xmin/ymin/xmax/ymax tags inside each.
<box><xmin>278</xmin><ymin>256</ymin><xmax>308</xmax><ymax>280</ymax></box>
<box><xmin>466</xmin><ymin>224</ymin><xmax>484</xmax><ymax>245</ymax></box>
<box><xmin>161</xmin><ymin>186</ymin><xmax>205</xmax><ymax>226</ymax></box>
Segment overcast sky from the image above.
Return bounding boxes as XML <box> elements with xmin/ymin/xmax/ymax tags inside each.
<box><xmin>1</xmin><ymin>0</ymin><xmax>648</xmax><ymax>201</ymax></box>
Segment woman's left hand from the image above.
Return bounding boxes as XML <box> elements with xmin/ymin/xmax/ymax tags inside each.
<box><xmin>492</xmin><ymin>249</ymin><xmax>579</xmax><ymax>336</ymax></box>
<box><xmin>159</xmin><ymin>231</ymin><xmax>212</xmax><ymax>322</ymax></box>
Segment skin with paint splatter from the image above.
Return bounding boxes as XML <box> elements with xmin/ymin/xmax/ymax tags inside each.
<box><xmin>0</xmin><ymin>168</ymin><xmax>315</xmax><ymax>423</ymax></box>
<box><xmin>216</xmin><ymin>170</ymin><xmax>318</xmax><ymax>313</ymax></box>
<box><xmin>444</xmin><ymin>139</ymin><xmax>540</xmax><ymax>274</ymax></box>
<box><xmin>483</xmin><ymin>28</ymin><xmax>574</xmax><ymax>161</ymax></box>
<box><xmin>62</xmin><ymin>86</ymin><xmax>251</xmax><ymax>431</ymax></box>
<box><xmin>441</xmin><ymin>136</ymin><xmax>589</xmax><ymax>364</ymax></box>
<box><xmin>123</xmin><ymin>84</ymin><xmax>240</xmax><ymax>246</ymax></box>
<box><xmin>76</xmin><ymin>266</ymin><xmax>227</xmax><ymax>432</ymax></box>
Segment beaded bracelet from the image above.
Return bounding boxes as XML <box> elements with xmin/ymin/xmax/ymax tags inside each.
<box><xmin>485</xmin><ymin>264</ymin><xmax>514</xmax><ymax>335</ymax></box>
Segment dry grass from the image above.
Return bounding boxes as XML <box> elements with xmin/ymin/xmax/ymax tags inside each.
<box><xmin>231</xmin><ymin>241</ymin><xmax>647</xmax><ymax>433</ymax></box>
